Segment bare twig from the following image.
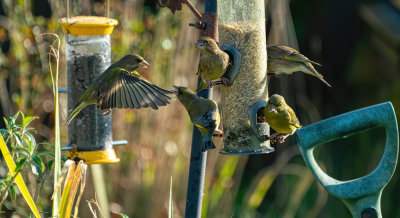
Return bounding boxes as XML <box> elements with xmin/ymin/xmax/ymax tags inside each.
<box><xmin>87</xmin><ymin>195</ymin><xmax>104</xmax><ymax>218</ymax></box>
<box><xmin>158</xmin><ymin>0</ymin><xmax>202</xmax><ymax>19</ymax></box>
<box><xmin>183</xmin><ymin>0</ymin><xmax>202</xmax><ymax>19</ymax></box>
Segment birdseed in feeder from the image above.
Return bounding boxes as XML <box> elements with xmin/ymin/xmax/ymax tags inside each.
<box><xmin>219</xmin><ymin>21</ymin><xmax>269</xmax><ymax>152</ymax></box>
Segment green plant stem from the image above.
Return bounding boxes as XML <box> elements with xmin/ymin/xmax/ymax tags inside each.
<box><xmin>33</xmin><ymin>181</ymin><xmax>42</xmax><ymax>204</ymax></box>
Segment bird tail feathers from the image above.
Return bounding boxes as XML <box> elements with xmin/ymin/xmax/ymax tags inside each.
<box><xmin>201</xmin><ymin>135</ymin><xmax>216</xmax><ymax>152</ymax></box>
<box><xmin>309</xmin><ymin>60</ymin><xmax>322</xmax><ymax>66</ymax></box>
<box><xmin>65</xmin><ymin>102</ymin><xmax>86</xmax><ymax>124</ymax></box>
<box><xmin>304</xmin><ymin>63</ymin><xmax>331</xmax><ymax>87</ymax></box>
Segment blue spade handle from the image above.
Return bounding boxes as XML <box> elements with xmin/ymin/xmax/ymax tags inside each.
<box><xmin>296</xmin><ymin>102</ymin><xmax>398</xmax><ymax>218</ymax></box>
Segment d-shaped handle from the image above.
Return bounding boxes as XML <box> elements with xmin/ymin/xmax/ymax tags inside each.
<box><xmin>296</xmin><ymin>102</ymin><xmax>398</xmax><ymax>217</ymax></box>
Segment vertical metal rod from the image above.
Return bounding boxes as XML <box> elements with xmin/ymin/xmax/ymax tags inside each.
<box><xmin>184</xmin><ymin>0</ymin><xmax>217</xmax><ymax>217</ymax></box>
<box><xmin>67</xmin><ymin>0</ymin><xmax>70</xmax><ymax>21</ymax></box>
<box><xmin>107</xmin><ymin>0</ymin><xmax>110</xmax><ymax>18</ymax></box>
<box><xmin>185</xmin><ymin>88</ymin><xmax>212</xmax><ymax>218</ymax></box>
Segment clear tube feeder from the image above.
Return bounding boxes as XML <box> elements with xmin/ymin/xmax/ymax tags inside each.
<box><xmin>59</xmin><ymin>16</ymin><xmax>121</xmax><ymax>164</ymax></box>
<box><xmin>218</xmin><ymin>0</ymin><xmax>272</xmax><ymax>154</ymax></box>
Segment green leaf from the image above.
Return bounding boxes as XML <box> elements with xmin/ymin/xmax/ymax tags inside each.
<box><xmin>11</xmin><ymin>111</ymin><xmax>20</xmax><ymax>123</ymax></box>
<box><xmin>119</xmin><ymin>213</ymin><xmax>130</xmax><ymax>218</ymax></box>
<box><xmin>11</xmin><ymin>124</ymin><xmax>20</xmax><ymax>132</ymax></box>
<box><xmin>3</xmin><ymin>117</ymin><xmax>8</xmax><ymax>126</ymax></box>
<box><xmin>14</xmin><ymin>133</ymin><xmax>23</xmax><ymax>147</ymax></box>
<box><xmin>13</xmin><ymin>211</ymin><xmax>29</xmax><ymax>217</ymax></box>
<box><xmin>22</xmin><ymin>116</ymin><xmax>38</xmax><ymax>128</ymax></box>
<box><xmin>24</xmin><ymin>127</ymin><xmax>37</xmax><ymax>135</ymax></box>
<box><xmin>31</xmin><ymin>163</ymin><xmax>42</xmax><ymax>178</ymax></box>
<box><xmin>5</xmin><ymin>117</ymin><xmax>13</xmax><ymax>130</ymax></box>
<box><xmin>15</xmin><ymin>146</ymin><xmax>30</xmax><ymax>157</ymax></box>
<box><xmin>37</xmin><ymin>151</ymin><xmax>55</xmax><ymax>158</ymax></box>
<box><xmin>9</xmin><ymin>184</ymin><xmax>16</xmax><ymax>199</ymax></box>
<box><xmin>39</xmin><ymin>142</ymin><xmax>54</xmax><ymax>148</ymax></box>
<box><xmin>0</xmin><ymin>129</ymin><xmax>6</xmax><ymax>136</ymax></box>
<box><xmin>61</xmin><ymin>157</ymin><xmax>67</xmax><ymax>163</ymax></box>
<box><xmin>0</xmin><ymin>179</ymin><xmax>7</xmax><ymax>190</ymax></box>
<box><xmin>24</xmin><ymin>132</ymin><xmax>37</xmax><ymax>148</ymax></box>
<box><xmin>24</xmin><ymin>137</ymin><xmax>37</xmax><ymax>154</ymax></box>
<box><xmin>15</xmin><ymin>157</ymin><xmax>28</xmax><ymax>172</ymax></box>
<box><xmin>32</xmin><ymin>155</ymin><xmax>45</xmax><ymax>173</ymax></box>
<box><xmin>47</xmin><ymin>159</ymin><xmax>55</xmax><ymax>170</ymax></box>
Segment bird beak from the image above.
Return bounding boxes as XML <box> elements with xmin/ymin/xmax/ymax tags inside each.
<box><xmin>140</xmin><ymin>60</ymin><xmax>150</xmax><ymax>69</ymax></box>
<box><xmin>268</xmin><ymin>104</ymin><xmax>277</xmax><ymax>113</ymax></box>
<box><xmin>194</xmin><ymin>40</ymin><xmax>202</xmax><ymax>48</ymax></box>
<box><xmin>172</xmin><ymin>85</ymin><xmax>179</xmax><ymax>94</ymax></box>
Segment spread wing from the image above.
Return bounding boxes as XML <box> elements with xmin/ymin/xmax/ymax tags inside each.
<box><xmin>267</xmin><ymin>45</ymin><xmax>321</xmax><ymax>66</ymax></box>
<box><xmin>97</xmin><ymin>68</ymin><xmax>173</xmax><ymax>110</ymax></box>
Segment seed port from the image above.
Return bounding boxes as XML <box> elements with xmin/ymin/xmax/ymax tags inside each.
<box><xmin>220</xmin><ymin>44</ymin><xmax>241</xmax><ymax>86</ymax></box>
<box><xmin>249</xmin><ymin>100</ymin><xmax>271</xmax><ymax>144</ymax></box>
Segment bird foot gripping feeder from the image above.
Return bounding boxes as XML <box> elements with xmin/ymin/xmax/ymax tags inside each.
<box><xmin>296</xmin><ymin>102</ymin><xmax>398</xmax><ymax>218</ymax></box>
<box><xmin>218</xmin><ymin>0</ymin><xmax>272</xmax><ymax>154</ymax></box>
<box><xmin>59</xmin><ymin>16</ymin><xmax>122</xmax><ymax>164</ymax></box>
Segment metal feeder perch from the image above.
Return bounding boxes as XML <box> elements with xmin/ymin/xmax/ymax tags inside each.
<box><xmin>296</xmin><ymin>102</ymin><xmax>398</xmax><ymax>218</ymax></box>
<box><xmin>59</xmin><ymin>16</ymin><xmax>122</xmax><ymax>164</ymax></box>
<box><xmin>218</xmin><ymin>0</ymin><xmax>271</xmax><ymax>154</ymax></box>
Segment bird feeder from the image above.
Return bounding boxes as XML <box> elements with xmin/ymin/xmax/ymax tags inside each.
<box><xmin>59</xmin><ymin>16</ymin><xmax>120</xmax><ymax>164</ymax></box>
<box><xmin>218</xmin><ymin>0</ymin><xmax>272</xmax><ymax>154</ymax></box>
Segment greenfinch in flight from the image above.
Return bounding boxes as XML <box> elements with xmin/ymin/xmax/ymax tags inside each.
<box><xmin>267</xmin><ymin>45</ymin><xmax>331</xmax><ymax>87</ymax></box>
<box><xmin>66</xmin><ymin>54</ymin><xmax>173</xmax><ymax>124</ymax></box>
<box><xmin>264</xmin><ymin>94</ymin><xmax>302</xmax><ymax>143</ymax></box>
<box><xmin>195</xmin><ymin>37</ymin><xmax>230</xmax><ymax>91</ymax></box>
<box><xmin>174</xmin><ymin>86</ymin><xmax>222</xmax><ymax>152</ymax></box>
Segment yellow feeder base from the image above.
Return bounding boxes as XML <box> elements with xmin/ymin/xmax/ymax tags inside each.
<box><xmin>67</xmin><ymin>147</ymin><xmax>120</xmax><ymax>165</ymax></box>
<box><xmin>59</xmin><ymin>16</ymin><xmax>118</xmax><ymax>35</ymax></box>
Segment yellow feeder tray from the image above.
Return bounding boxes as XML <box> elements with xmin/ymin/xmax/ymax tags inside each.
<box><xmin>59</xmin><ymin>16</ymin><xmax>118</xmax><ymax>35</ymax></box>
<box><xmin>67</xmin><ymin>147</ymin><xmax>120</xmax><ymax>165</ymax></box>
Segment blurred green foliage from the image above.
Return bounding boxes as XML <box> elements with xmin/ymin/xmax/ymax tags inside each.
<box><xmin>0</xmin><ymin>111</ymin><xmax>55</xmax><ymax>216</ymax></box>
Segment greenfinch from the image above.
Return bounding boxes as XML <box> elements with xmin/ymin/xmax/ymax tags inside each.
<box><xmin>66</xmin><ymin>54</ymin><xmax>173</xmax><ymax>124</ymax></box>
<box><xmin>264</xmin><ymin>94</ymin><xmax>302</xmax><ymax>143</ymax></box>
<box><xmin>267</xmin><ymin>45</ymin><xmax>331</xmax><ymax>87</ymax></box>
<box><xmin>174</xmin><ymin>86</ymin><xmax>222</xmax><ymax>152</ymax></box>
<box><xmin>195</xmin><ymin>37</ymin><xmax>230</xmax><ymax>91</ymax></box>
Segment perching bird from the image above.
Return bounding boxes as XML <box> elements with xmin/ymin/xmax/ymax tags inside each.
<box><xmin>267</xmin><ymin>45</ymin><xmax>331</xmax><ymax>87</ymax></box>
<box><xmin>66</xmin><ymin>54</ymin><xmax>173</xmax><ymax>124</ymax></box>
<box><xmin>264</xmin><ymin>94</ymin><xmax>302</xmax><ymax>144</ymax></box>
<box><xmin>174</xmin><ymin>86</ymin><xmax>222</xmax><ymax>152</ymax></box>
<box><xmin>195</xmin><ymin>37</ymin><xmax>230</xmax><ymax>91</ymax></box>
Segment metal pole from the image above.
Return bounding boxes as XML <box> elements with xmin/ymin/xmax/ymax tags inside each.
<box><xmin>184</xmin><ymin>88</ymin><xmax>212</xmax><ymax>218</ymax></box>
<box><xmin>185</xmin><ymin>0</ymin><xmax>217</xmax><ymax>217</ymax></box>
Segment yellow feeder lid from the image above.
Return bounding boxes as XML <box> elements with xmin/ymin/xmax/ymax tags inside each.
<box><xmin>59</xmin><ymin>16</ymin><xmax>118</xmax><ymax>35</ymax></box>
<box><xmin>67</xmin><ymin>147</ymin><xmax>120</xmax><ymax>164</ymax></box>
